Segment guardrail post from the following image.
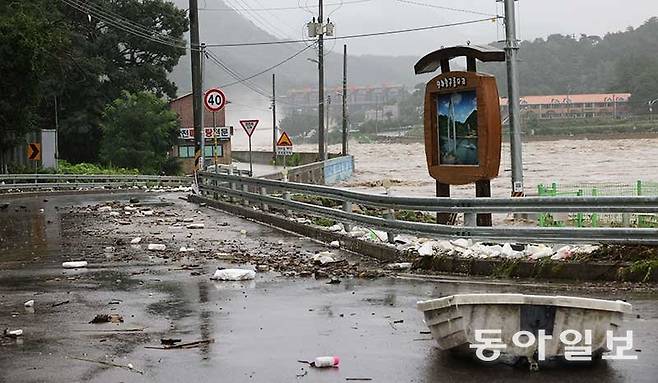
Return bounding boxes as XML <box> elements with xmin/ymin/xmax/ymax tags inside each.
<box><xmin>283</xmin><ymin>190</ymin><xmax>292</xmax><ymax>217</ymax></box>
<box><xmin>242</xmin><ymin>184</ymin><xmax>249</xmax><ymax>206</ymax></box>
<box><xmin>384</xmin><ymin>184</ymin><xmax>395</xmax><ymax>243</ymax></box>
<box><xmin>342</xmin><ymin>201</ymin><xmax>352</xmax><ymax>232</ymax></box>
<box><xmin>228</xmin><ymin>168</ymin><xmax>237</xmax><ymax>203</ymax></box>
<box><xmin>260</xmin><ymin>187</ymin><xmax>268</xmax><ymax>211</ymax></box>
<box><xmin>576</xmin><ymin>189</ymin><xmax>584</xmax><ymax>227</ymax></box>
<box><xmin>591</xmin><ymin>188</ymin><xmax>599</xmax><ymax>227</ymax></box>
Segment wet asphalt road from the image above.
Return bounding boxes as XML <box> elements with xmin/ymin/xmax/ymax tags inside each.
<box><xmin>0</xmin><ymin>193</ymin><xmax>657</xmax><ymax>382</ymax></box>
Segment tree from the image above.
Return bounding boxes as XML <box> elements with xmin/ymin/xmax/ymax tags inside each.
<box><xmin>0</xmin><ymin>1</ymin><xmax>68</xmax><ymax>172</ymax></box>
<box><xmin>279</xmin><ymin>110</ymin><xmax>318</xmax><ymax>139</ymax></box>
<box><xmin>99</xmin><ymin>91</ymin><xmax>180</xmax><ymax>174</ymax></box>
<box><xmin>46</xmin><ymin>0</ymin><xmax>188</xmax><ymax>163</ymax></box>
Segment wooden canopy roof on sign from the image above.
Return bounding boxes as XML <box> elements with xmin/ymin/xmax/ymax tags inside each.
<box><xmin>414</xmin><ymin>45</ymin><xmax>505</xmax><ymax>75</ymax></box>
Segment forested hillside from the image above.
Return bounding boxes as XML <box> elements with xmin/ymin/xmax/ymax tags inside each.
<box><xmin>481</xmin><ymin>17</ymin><xmax>658</xmax><ymax>110</ymax></box>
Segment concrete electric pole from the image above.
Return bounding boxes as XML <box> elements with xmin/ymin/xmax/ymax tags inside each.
<box><xmin>189</xmin><ymin>0</ymin><xmax>203</xmax><ymax>171</ymax></box>
<box><xmin>317</xmin><ymin>0</ymin><xmax>326</xmax><ymax>160</ymax></box>
<box><xmin>272</xmin><ymin>73</ymin><xmax>277</xmax><ymax>159</ymax></box>
<box><xmin>503</xmin><ymin>0</ymin><xmax>524</xmax><ymax>196</ymax></box>
<box><xmin>342</xmin><ymin>44</ymin><xmax>348</xmax><ymax>156</ymax></box>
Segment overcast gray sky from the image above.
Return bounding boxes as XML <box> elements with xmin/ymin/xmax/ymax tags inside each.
<box><xmin>202</xmin><ymin>0</ymin><xmax>657</xmax><ymax>56</ymax></box>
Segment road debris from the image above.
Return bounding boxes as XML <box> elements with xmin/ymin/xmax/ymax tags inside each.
<box><xmin>24</xmin><ymin>300</ymin><xmax>34</xmax><ymax>308</ymax></box>
<box><xmin>211</xmin><ymin>268</ymin><xmax>256</xmax><ymax>281</ymax></box>
<box><xmin>89</xmin><ymin>313</ymin><xmax>124</xmax><ymax>324</ymax></box>
<box><xmin>130</xmin><ymin>237</ymin><xmax>142</xmax><ymax>244</ymax></box>
<box><xmin>145</xmin><ymin>338</ymin><xmax>214</xmax><ymax>350</ymax></box>
<box><xmin>310</xmin><ymin>356</ymin><xmax>340</xmax><ymax>368</ymax></box>
<box><xmin>3</xmin><ymin>329</ymin><xmax>23</xmax><ymax>338</ymax></box>
<box><xmin>69</xmin><ymin>356</ymin><xmax>144</xmax><ymax>375</ymax></box>
<box><xmin>147</xmin><ymin>243</ymin><xmax>166</xmax><ymax>251</ymax></box>
<box><xmin>62</xmin><ymin>261</ymin><xmax>88</xmax><ymax>268</ymax></box>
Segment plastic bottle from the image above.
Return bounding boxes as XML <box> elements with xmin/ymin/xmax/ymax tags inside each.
<box><xmin>311</xmin><ymin>356</ymin><xmax>340</xmax><ymax>368</ymax></box>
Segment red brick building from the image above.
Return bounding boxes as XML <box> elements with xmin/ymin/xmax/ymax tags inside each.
<box><xmin>169</xmin><ymin>92</ymin><xmax>232</xmax><ymax>174</ymax></box>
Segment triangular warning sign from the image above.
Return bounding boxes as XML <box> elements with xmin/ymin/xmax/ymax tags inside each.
<box><xmin>276</xmin><ymin>131</ymin><xmax>293</xmax><ymax>146</ymax></box>
<box><xmin>239</xmin><ymin>119</ymin><xmax>259</xmax><ymax>137</ymax></box>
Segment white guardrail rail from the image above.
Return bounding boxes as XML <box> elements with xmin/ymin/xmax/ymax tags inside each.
<box><xmin>197</xmin><ymin>171</ymin><xmax>658</xmax><ymax>245</ymax></box>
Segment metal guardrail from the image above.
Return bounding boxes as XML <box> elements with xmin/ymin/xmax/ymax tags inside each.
<box><xmin>198</xmin><ymin>171</ymin><xmax>658</xmax><ymax>245</ymax></box>
<box><xmin>0</xmin><ymin>174</ymin><xmax>191</xmax><ymax>192</ymax></box>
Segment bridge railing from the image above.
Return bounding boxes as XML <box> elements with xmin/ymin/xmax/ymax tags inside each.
<box><xmin>197</xmin><ymin>171</ymin><xmax>658</xmax><ymax>245</ymax></box>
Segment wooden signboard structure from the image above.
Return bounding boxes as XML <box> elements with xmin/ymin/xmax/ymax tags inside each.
<box><xmin>414</xmin><ymin>45</ymin><xmax>506</xmax><ymax>226</ymax></box>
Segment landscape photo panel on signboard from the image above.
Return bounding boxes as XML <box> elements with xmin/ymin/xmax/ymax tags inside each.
<box><xmin>436</xmin><ymin>90</ymin><xmax>478</xmax><ymax>166</ymax></box>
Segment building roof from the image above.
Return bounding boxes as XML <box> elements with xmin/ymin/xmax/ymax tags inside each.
<box><xmin>500</xmin><ymin>93</ymin><xmax>631</xmax><ymax>106</ymax></box>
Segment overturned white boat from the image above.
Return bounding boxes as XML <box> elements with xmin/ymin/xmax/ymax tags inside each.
<box><xmin>417</xmin><ymin>294</ymin><xmax>632</xmax><ymax>369</ymax></box>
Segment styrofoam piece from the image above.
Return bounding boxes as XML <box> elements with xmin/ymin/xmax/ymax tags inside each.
<box><xmin>210</xmin><ymin>268</ymin><xmax>256</xmax><ymax>281</ymax></box>
<box><xmin>62</xmin><ymin>261</ymin><xmax>88</xmax><ymax>268</ymax></box>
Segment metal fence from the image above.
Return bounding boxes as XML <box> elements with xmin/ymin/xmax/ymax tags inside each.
<box><xmin>198</xmin><ymin>172</ymin><xmax>658</xmax><ymax>245</ymax></box>
<box><xmin>0</xmin><ymin>174</ymin><xmax>192</xmax><ymax>192</ymax></box>
<box><xmin>538</xmin><ymin>181</ymin><xmax>658</xmax><ymax>228</ymax></box>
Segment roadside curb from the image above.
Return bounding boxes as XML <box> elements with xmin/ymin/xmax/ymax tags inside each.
<box><xmin>189</xmin><ymin>194</ymin><xmax>658</xmax><ymax>283</ymax></box>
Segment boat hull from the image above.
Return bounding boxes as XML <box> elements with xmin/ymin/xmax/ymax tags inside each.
<box><xmin>417</xmin><ymin>294</ymin><xmax>631</xmax><ymax>363</ymax></box>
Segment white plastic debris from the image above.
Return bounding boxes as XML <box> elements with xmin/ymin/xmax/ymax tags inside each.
<box><xmin>327</xmin><ymin>224</ymin><xmax>344</xmax><ymax>232</ymax></box>
<box><xmin>141</xmin><ymin>210</ymin><xmax>154</xmax><ymax>216</ymax></box>
<box><xmin>62</xmin><ymin>261</ymin><xmax>88</xmax><ymax>268</ymax></box>
<box><xmin>329</xmin><ymin>240</ymin><xmax>340</xmax><ymax>248</ymax></box>
<box><xmin>417</xmin><ymin>242</ymin><xmax>435</xmax><ymax>256</ymax></box>
<box><xmin>24</xmin><ymin>300</ymin><xmax>34</xmax><ymax>308</ymax></box>
<box><xmin>39</xmin><ymin>208</ymin><xmax>44</xmax><ymax>213</ymax></box>
<box><xmin>147</xmin><ymin>244</ymin><xmax>166</xmax><ymax>251</ymax></box>
<box><xmin>178</xmin><ymin>246</ymin><xmax>195</xmax><ymax>252</ymax></box>
<box><xmin>501</xmin><ymin>243</ymin><xmax>523</xmax><ymax>258</ymax></box>
<box><xmin>385</xmin><ymin>262</ymin><xmax>413</xmax><ymax>270</ymax></box>
<box><xmin>451</xmin><ymin>238</ymin><xmax>472</xmax><ymax>249</ymax></box>
<box><xmin>210</xmin><ymin>268</ymin><xmax>256</xmax><ymax>281</ymax></box>
<box><xmin>98</xmin><ymin>206</ymin><xmax>112</xmax><ymax>212</ymax></box>
<box><xmin>187</xmin><ymin>223</ymin><xmax>205</xmax><ymax>229</ymax></box>
<box><xmin>239</xmin><ymin>229</ymin><xmax>247</xmax><ymax>235</ymax></box>
<box><xmin>313</xmin><ymin>251</ymin><xmax>336</xmax><ymax>265</ymax></box>
<box><xmin>551</xmin><ymin>245</ymin><xmax>572</xmax><ymax>260</ymax></box>
<box><xmin>130</xmin><ymin>237</ymin><xmax>142</xmax><ymax>244</ymax></box>
<box><xmin>4</xmin><ymin>329</ymin><xmax>23</xmax><ymax>337</ymax></box>
<box><xmin>527</xmin><ymin>244</ymin><xmax>554</xmax><ymax>260</ymax></box>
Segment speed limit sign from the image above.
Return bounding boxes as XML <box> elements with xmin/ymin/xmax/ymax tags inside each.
<box><xmin>204</xmin><ymin>88</ymin><xmax>226</xmax><ymax>112</ymax></box>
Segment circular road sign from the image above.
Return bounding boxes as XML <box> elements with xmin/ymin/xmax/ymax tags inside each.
<box><xmin>204</xmin><ymin>88</ymin><xmax>226</xmax><ymax>112</ymax></box>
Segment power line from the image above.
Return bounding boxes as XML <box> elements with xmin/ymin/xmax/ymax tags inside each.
<box><xmin>200</xmin><ymin>0</ymin><xmax>371</xmax><ymax>12</ymax></box>
<box><xmin>221</xmin><ymin>43</ymin><xmax>317</xmax><ymax>87</ymax></box>
<box><xmin>60</xmin><ymin>0</ymin><xmax>188</xmax><ymax>50</ymax></box>
<box><xmin>204</xmin><ymin>17</ymin><xmax>496</xmax><ymax>47</ymax></box>
<box><xmin>396</xmin><ymin>0</ymin><xmax>499</xmax><ymax>18</ymax></box>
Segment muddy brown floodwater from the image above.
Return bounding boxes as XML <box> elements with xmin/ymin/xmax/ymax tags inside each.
<box><xmin>1</xmin><ymin>193</ymin><xmax>657</xmax><ymax>382</ymax></box>
<box><xmin>289</xmin><ymin>137</ymin><xmax>658</xmax><ymax>198</ymax></box>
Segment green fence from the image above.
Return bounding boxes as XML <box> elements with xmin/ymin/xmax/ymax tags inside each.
<box><xmin>537</xmin><ymin>181</ymin><xmax>658</xmax><ymax>228</ymax></box>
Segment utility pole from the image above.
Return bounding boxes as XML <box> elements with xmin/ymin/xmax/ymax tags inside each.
<box><xmin>326</xmin><ymin>95</ymin><xmax>331</xmax><ymax>147</ymax></box>
<box><xmin>503</xmin><ymin>0</ymin><xmax>524</xmax><ymax>196</ymax></box>
<box><xmin>190</xmin><ymin>0</ymin><xmax>203</xmax><ymax>172</ymax></box>
<box><xmin>272</xmin><ymin>73</ymin><xmax>277</xmax><ymax>159</ymax></box>
<box><xmin>317</xmin><ymin>0</ymin><xmax>326</xmax><ymax>160</ymax></box>
<box><xmin>342</xmin><ymin>44</ymin><xmax>348</xmax><ymax>155</ymax></box>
